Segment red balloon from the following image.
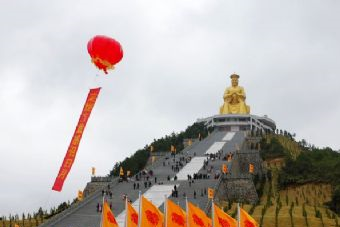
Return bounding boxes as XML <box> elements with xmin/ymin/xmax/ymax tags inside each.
<box><xmin>87</xmin><ymin>35</ymin><xmax>123</xmax><ymax>74</ymax></box>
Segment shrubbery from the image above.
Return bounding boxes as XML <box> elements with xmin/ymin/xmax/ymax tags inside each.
<box><xmin>260</xmin><ymin>137</ymin><xmax>287</xmax><ymax>160</ymax></box>
<box><xmin>278</xmin><ymin>147</ymin><xmax>340</xmax><ymax>214</ymax></box>
<box><xmin>260</xmin><ymin>133</ymin><xmax>340</xmax><ymax>215</ymax></box>
<box><xmin>278</xmin><ymin>148</ymin><xmax>340</xmax><ymax>187</ymax></box>
<box><xmin>329</xmin><ymin>186</ymin><xmax>340</xmax><ymax>214</ymax></box>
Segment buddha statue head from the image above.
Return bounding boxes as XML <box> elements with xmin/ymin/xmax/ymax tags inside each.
<box><xmin>230</xmin><ymin>73</ymin><xmax>239</xmax><ymax>87</ymax></box>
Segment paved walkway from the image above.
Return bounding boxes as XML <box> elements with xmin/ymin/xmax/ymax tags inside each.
<box><xmin>39</xmin><ymin>130</ymin><xmax>245</xmax><ymax>227</ymax></box>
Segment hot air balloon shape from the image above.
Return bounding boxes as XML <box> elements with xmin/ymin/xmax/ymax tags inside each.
<box><xmin>87</xmin><ymin>35</ymin><xmax>123</xmax><ymax>74</ymax></box>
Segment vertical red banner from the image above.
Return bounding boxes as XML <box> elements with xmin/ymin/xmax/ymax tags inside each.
<box><xmin>52</xmin><ymin>88</ymin><xmax>101</xmax><ymax>192</ymax></box>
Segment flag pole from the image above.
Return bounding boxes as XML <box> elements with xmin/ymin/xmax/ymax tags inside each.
<box><xmin>138</xmin><ymin>191</ymin><xmax>142</xmax><ymax>227</ymax></box>
<box><xmin>212</xmin><ymin>198</ymin><xmax>214</xmax><ymax>227</ymax></box>
<box><xmin>100</xmin><ymin>195</ymin><xmax>105</xmax><ymax>227</ymax></box>
<box><xmin>164</xmin><ymin>195</ymin><xmax>167</xmax><ymax>227</ymax></box>
<box><xmin>186</xmin><ymin>197</ymin><xmax>189</xmax><ymax>227</ymax></box>
<box><xmin>125</xmin><ymin>196</ymin><xmax>128</xmax><ymax>227</ymax></box>
<box><xmin>237</xmin><ymin>203</ymin><xmax>240</xmax><ymax>227</ymax></box>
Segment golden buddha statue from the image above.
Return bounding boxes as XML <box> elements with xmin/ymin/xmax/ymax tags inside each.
<box><xmin>219</xmin><ymin>73</ymin><xmax>250</xmax><ymax>114</ymax></box>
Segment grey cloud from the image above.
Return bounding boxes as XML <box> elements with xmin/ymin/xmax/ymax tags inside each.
<box><xmin>1</xmin><ymin>0</ymin><xmax>340</xmax><ymax>216</ymax></box>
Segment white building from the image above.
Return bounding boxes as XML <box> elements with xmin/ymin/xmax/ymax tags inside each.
<box><xmin>197</xmin><ymin>114</ymin><xmax>276</xmax><ymax>133</ymax></box>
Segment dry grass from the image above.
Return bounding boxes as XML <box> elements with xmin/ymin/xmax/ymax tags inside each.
<box><xmin>265</xmin><ymin>134</ymin><xmax>302</xmax><ymax>160</ymax></box>
<box><xmin>221</xmin><ymin>180</ymin><xmax>339</xmax><ymax>227</ymax></box>
<box><xmin>255</xmin><ymin>182</ymin><xmax>337</xmax><ymax>227</ymax></box>
<box><xmin>1</xmin><ymin>219</ymin><xmax>44</xmax><ymax>227</ymax></box>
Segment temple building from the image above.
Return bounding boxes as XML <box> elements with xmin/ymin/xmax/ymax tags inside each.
<box><xmin>198</xmin><ymin>73</ymin><xmax>276</xmax><ymax>133</ymax></box>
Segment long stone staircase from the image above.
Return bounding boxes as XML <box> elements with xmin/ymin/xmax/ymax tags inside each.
<box><xmin>39</xmin><ymin>130</ymin><xmax>250</xmax><ymax>227</ymax></box>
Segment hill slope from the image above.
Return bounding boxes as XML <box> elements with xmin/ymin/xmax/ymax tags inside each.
<box><xmin>221</xmin><ymin>133</ymin><xmax>340</xmax><ymax>227</ymax></box>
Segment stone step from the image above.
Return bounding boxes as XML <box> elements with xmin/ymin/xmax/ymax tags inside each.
<box><xmin>39</xmin><ymin>130</ymin><xmax>246</xmax><ymax>227</ymax></box>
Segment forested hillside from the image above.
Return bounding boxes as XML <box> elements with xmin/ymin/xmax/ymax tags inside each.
<box><xmin>245</xmin><ymin>132</ymin><xmax>340</xmax><ymax>226</ymax></box>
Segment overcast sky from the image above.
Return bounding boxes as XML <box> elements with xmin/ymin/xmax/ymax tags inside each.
<box><xmin>1</xmin><ymin>0</ymin><xmax>340</xmax><ymax>217</ymax></box>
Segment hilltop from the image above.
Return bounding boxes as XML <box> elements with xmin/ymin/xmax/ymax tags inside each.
<box><xmin>218</xmin><ymin>132</ymin><xmax>340</xmax><ymax>227</ymax></box>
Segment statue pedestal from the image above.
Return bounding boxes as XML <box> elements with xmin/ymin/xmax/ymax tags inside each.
<box><xmin>197</xmin><ymin>114</ymin><xmax>276</xmax><ymax>133</ymax></box>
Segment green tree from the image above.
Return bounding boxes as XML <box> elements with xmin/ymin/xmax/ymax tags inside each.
<box><xmin>9</xmin><ymin>215</ymin><xmax>12</xmax><ymax>227</ymax></box>
<box><xmin>331</xmin><ymin>186</ymin><xmax>340</xmax><ymax>214</ymax></box>
<box><xmin>260</xmin><ymin>137</ymin><xmax>286</xmax><ymax>160</ymax></box>
<box><xmin>22</xmin><ymin>213</ymin><xmax>25</xmax><ymax>227</ymax></box>
<box><xmin>289</xmin><ymin>202</ymin><xmax>295</xmax><ymax>227</ymax></box>
<box><xmin>34</xmin><ymin>215</ymin><xmax>38</xmax><ymax>227</ymax></box>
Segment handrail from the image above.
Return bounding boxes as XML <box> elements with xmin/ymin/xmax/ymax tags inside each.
<box><xmin>91</xmin><ymin>176</ymin><xmax>113</xmax><ymax>182</ymax></box>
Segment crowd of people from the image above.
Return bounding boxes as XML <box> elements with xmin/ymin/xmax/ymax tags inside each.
<box><xmin>97</xmin><ymin>184</ymin><xmax>114</xmax><ymax>212</ymax></box>
<box><xmin>170</xmin><ymin>183</ymin><xmax>208</xmax><ymax>200</ymax></box>
<box><xmin>96</xmin><ymin>148</ymin><xmax>233</xmax><ymax>212</ymax></box>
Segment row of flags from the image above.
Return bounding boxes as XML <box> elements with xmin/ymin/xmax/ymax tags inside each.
<box><xmin>101</xmin><ymin>194</ymin><xmax>258</xmax><ymax>227</ymax></box>
<box><xmin>148</xmin><ymin>132</ymin><xmax>204</xmax><ymax>153</ymax></box>
<box><xmin>148</xmin><ymin>145</ymin><xmax>178</xmax><ymax>153</ymax></box>
<box><xmin>90</xmin><ymin>162</ymin><xmax>252</xmax><ymax>178</ymax></box>
<box><xmin>222</xmin><ymin>163</ymin><xmax>253</xmax><ymax>174</ymax></box>
<box><xmin>119</xmin><ymin>167</ymin><xmax>131</xmax><ymax>176</ymax></box>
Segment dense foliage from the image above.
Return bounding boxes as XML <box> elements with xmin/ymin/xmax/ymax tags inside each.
<box><xmin>260</xmin><ymin>137</ymin><xmax>287</xmax><ymax>160</ymax></box>
<box><xmin>330</xmin><ymin>186</ymin><xmax>340</xmax><ymax>214</ymax></box>
<box><xmin>109</xmin><ymin>122</ymin><xmax>209</xmax><ymax>177</ymax></box>
<box><xmin>277</xmin><ymin>147</ymin><xmax>340</xmax><ymax>214</ymax></box>
<box><xmin>259</xmin><ymin>133</ymin><xmax>340</xmax><ymax>214</ymax></box>
<box><xmin>278</xmin><ymin>148</ymin><xmax>340</xmax><ymax>187</ymax></box>
<box><xmin>109</xmin><ymin>148</ymin><xmax>150</xmax><ymax>177</ymax></box>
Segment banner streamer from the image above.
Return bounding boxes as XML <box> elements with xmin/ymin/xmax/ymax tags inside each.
<box><xmin>52</xmin><ymin>88</ymin><xmax>101</xmax><ymax>191</ymax></box>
